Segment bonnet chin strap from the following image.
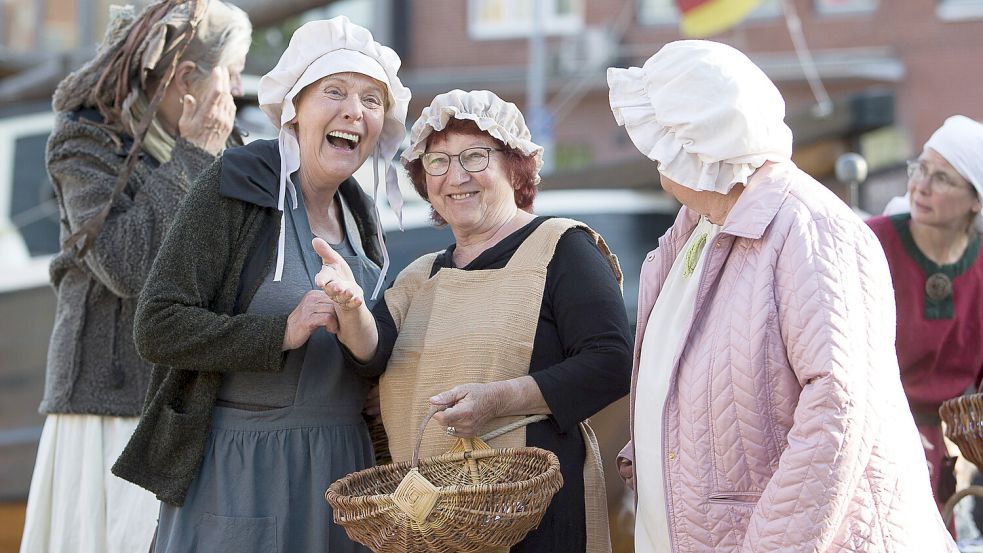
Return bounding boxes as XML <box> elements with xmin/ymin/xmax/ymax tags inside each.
<box><xmin>369</xmin><ymin>143</ymin><xmax>391</xmax><ymax>300</ymax></box>
<box><xmin>274</xmin><ymin>127</ymin><xmax>300</xmax><ymax>281</ymax></box>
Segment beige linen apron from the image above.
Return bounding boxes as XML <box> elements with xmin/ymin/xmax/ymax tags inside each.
<box><xmin>380</xmin><ymin>218</ymin><xmax>619</xmax><ymax>553</ymax></box>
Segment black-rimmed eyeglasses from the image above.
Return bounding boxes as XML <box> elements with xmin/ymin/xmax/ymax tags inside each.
<box><xmin>421</xmin><ymin>147</ymin><xmax>503</xmax><ymax>176</ymax></box>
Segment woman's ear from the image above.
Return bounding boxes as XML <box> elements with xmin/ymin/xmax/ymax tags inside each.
<box><xmin>172</xmin><ymin>60</ymin><xmax>199</xmax><ymax>96</ymax></box>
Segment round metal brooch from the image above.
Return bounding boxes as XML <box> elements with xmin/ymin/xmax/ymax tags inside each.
<box><xmin>925</xmin><ymin>272</ymin><xmax>953</xmax><ymax>302</ymax></box>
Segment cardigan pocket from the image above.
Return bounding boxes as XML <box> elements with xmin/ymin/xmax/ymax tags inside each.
<box><xmin>148</xmin><ymin>404</ymin><xmax>209</xmax><ymax>478</ymax></box>
<box><xmin>195</xmin><ymin>513</ymin><xmax>277</xmax><ymax>553</ymax></box>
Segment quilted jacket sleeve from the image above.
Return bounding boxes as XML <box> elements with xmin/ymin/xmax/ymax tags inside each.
<box><xmin>741</xmin><ymin>210</ymin><xmax>885</xmax><ymax>552</ymax></box>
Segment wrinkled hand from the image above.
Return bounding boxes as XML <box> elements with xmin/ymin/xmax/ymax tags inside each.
<box><xmin>617</xmin><ymin>455</ymin><xmax>634</xmax><ymax>491</ymax></box>
<box><xmin>430</xmin><ymin>382</ymin><xmax>506</xmax><ymax>437</ymax></box>
<box><xmin>179</xmin><ymin>66</ymin><xmax>236</xmax><ymax>156</ymax></box>
<box><xmin>313</xmin><ymin>237</ymin><xmax>364</xmax><ymax>311</ymax></box>
<box><xmin>282</xmin><ymin>290</ymin><xmax>338</xmax><ymax>350</ymax></box>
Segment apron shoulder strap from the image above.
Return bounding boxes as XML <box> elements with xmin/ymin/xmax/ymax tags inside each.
<box><xmin>510</xmin><ymin>218</ymin><xmax>624</xmax><ymax>288</ymax></box>
<box><xmin>507</xmin><ymin>217</ymin><xmax>582</xmax><ymax>270</ymax></box>
<box><xmin>384</xmin><ymin>251</ymin><xmax>441</xmax><ymax>329</ymax></box>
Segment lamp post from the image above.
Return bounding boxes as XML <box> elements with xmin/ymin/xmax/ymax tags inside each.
<box><xmin>835</xmin><ymin>152</ymin><xmax>868</xmax><ymax>213</ymax></box>
<box><xmin>527</xmin><ymin>0</ymin><xmax>554</xmax><ymax>174</ymax></box>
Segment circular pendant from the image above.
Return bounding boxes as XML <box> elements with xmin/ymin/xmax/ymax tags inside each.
<box><xmin>925</xmin><ymin>272</ymin><xmax>953</xmax><ymax>302</ymax></box>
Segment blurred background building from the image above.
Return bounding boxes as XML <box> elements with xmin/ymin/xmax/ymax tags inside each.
<box><xmin>2</xmin><ymin>1</ymin><xmax>983</xmax><ymax>550</ymax></box>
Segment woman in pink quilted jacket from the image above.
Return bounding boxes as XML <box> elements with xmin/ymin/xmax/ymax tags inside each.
<box><xmin>606</xmin><ymin>40</ymin><xmax>956</xmax><ymax>552</ymax></box>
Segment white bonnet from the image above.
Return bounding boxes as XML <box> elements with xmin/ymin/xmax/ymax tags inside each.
<box><xmin>257</xmin><ymin>16</ymin><xmax>411</xmax><ymax>298</ymax></box>
<box><xmin>401</xmin><ymin>89</ymin><xmax>544</xmax><ymax>185</ymax></box>
<box><xmin>607</xmin><ymin>40</ymin><xmax>793</xmax><ymax>194</ymax></box>
<box><xmin>924</xmin><ymin>115</ymin><xmax>983</xmax><ymax>196</ymax></box>
<box><xmin>883</xmin><ymin>115</ymin><xmax>983</xmax><ymax>225</ymax></box>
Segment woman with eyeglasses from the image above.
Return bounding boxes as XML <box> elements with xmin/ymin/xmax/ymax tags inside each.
<box><xmin>315</xmin><ymin>89</ymin><xmax>632</xmax><ymax>552</ymax></box>
<box><xmin>867</xmin><ymin>115</ymin><xmax>983</xmax><ymax>515</ymax></box>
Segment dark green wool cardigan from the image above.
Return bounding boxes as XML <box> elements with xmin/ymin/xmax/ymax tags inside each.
<box><xmin>112</xmin><ymin>139</ymin><xmax>384</xmax><ymax>506</ymax></box>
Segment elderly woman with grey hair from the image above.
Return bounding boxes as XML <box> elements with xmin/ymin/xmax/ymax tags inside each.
<box><xmin>316</xmin><ymin>89</ymin><xmax>632</xmax><ymax>553</ymax></box>
<box><xmin>111</xmin><ymin>16</ymin><xmax>410</xmax><ymax>553</ymax></box>
<box><xmin>21</xmin><ymin>1</ymin><xmax>250</xmax><ymax>551</ymax></box>
<box><xmin>608</xmin><ymin>40</ymin><xmax>956</xmax><ymax>552</ymax></box>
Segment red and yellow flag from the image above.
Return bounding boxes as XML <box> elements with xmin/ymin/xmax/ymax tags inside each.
<box><xmin>678</xmin><ymin>0</ymin><xmax>764</xmax><ymax>38</ymax></box>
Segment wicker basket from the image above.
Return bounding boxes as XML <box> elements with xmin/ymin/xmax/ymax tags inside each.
<box><xmin>940</xmin><ymin>393</ymin><xmax>983</xmax><ymax>471</ymax></box>
<box><xmin>325</xmin><ymin>406</ymin><xmax>563</xmax><ymax>553</ymax></box>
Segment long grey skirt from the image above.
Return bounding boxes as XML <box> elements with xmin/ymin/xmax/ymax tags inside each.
<box><xmin>152</xmin><ymin>406</ymin><xmax>373</xmax><ymax>553</ymax></box>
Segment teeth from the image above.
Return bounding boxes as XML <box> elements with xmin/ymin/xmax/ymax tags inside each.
<box><xmin>328</xmin><ymin>131</ymin><xmax>359</xmax><ymax>144</ymax></box>
<box><xmin>450</xmin><ymin>192</ymin><xmax>476</xmax><ymax>200</ymax></box>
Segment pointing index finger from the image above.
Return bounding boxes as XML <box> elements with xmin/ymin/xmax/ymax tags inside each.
<box><xmin>312</xmin><ymin>237</ymin><xmax>344</xmax><ymax>266</ymax></box>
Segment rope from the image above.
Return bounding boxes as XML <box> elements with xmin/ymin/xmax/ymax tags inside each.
<box><xmin>481</xmin><ymin>415</ymin><xmax>548</xmax><ymax>442</ymax></box>
<box><xmin>779</xmin><ymin>0</ymin><xmax>833</xmax><ymax>117</ymax></box>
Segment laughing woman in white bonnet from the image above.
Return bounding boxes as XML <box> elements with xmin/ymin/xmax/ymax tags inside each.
<box><xmin>110</xmin><ymin>16</ymin><xmax>410</xmax><ymax>552</ymax></box>
<box><xmin>21</xmin><ymin>0</ymin><xmax>250</xmax><ymax>551</ymax></box>
<box><xmin>867</xmin><ymin>116</ymin><xmax>983</xmax><ymax>517</ymax></box>
<box><xmin>607</xmin><ymin>40</ymin><xmax>956</xmax><ymax>552</ymax></box>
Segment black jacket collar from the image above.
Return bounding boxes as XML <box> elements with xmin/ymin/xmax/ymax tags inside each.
<box><xmin>218</xmin><ymin>138</ymin><xmax>385</xmax><ymax>267</ymax></box>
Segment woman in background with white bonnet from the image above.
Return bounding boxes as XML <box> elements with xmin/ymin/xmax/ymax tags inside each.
<box><xmin>608</xmin><ymin>40</ymin><xmax>956</xmax><ymax>551</ymax></box>
<box><xmin>867</xmin><ymin>115</ymin><xmax>983</xmax><ymax>517</ymax></box>
<box><xmin>111</xmin><ymin>15</ymin><xmax>409</xmax><ymax>552</ymax></box>
<box><xmin>316</xmin><ymin>89</ymin><xmax>632</xmax><ymax>552</ymax></box>
<box><xmin>22</xmin><ymin>0</ymin><xmax>250</xmax><ymax>551</ymax></box>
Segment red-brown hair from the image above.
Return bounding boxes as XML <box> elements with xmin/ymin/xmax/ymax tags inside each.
<box><xmin>405</xmin><ymin>118</ymin><xmax>538</xmax><ymax>225</ymax></box>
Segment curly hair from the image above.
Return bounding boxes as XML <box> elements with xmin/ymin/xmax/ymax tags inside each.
<box><xmin>405</xmin><ymin>118</ymin><xmax>538</xmax><ymax>226</ymax></box>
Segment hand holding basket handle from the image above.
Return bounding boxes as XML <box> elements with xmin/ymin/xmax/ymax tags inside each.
<box><xmin>325</xmin><ymin>404</ymin><xmax>563</xmax><ymax>553</ymax></box>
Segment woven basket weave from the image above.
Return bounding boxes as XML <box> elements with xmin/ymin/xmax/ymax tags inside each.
<box><xmin>325</xmin><ymin>406</ymin><xmax>563</xmax><ymax>553</ymax></box>
<box><xmin>940</xmin><ymin>394</ymin><xmax>983</xmax><ymax>471</ymax></box>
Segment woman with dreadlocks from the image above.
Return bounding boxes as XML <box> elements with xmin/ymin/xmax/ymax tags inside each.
<box><xmin>20</xmin><ymin>1</ymin><xmax>251</xmax><ymax>552</ymax></box>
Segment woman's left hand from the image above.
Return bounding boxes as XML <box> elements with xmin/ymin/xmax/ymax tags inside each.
<box><xmin>430</xmin><ymin>382</ymin><xmax>507</xmax><ymax>437</ymax></box>
<box><xmin>313</xmin><ymin>237</ymin><xmax>363</xmax><ymax>311</ymax></box>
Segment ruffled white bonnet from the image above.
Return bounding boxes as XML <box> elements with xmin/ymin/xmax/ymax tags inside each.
<box><xmin>607</xmin><ymin>40</ymin><xmax>793</xmax><ymax>194</ymax></box>
<box><xmin>401</xmin><ymin>89</ymin><xmax>544</xmax><ymax>185</ymax></box>
<box><xmin>257</xmin><ymin>16</ymin><xmax>411</xmax><ymax>298</ymax></box>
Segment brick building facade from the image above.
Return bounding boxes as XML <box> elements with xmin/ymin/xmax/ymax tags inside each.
<box><xmin>392</xmin><ymin>0</ymin><xmax>983</xmax><ymax>207</ymax></box>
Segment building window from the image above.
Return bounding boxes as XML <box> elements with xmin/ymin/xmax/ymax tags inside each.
<box><xmin>937</xmin><ymin>0</ymin><xmax>983</xmax><ymax>21</ymax></box>
<box><xmin>468</xmin><ymin>0</ymin><xmax>584</xmax><ymax>40</ymax></box>
<box><xmin>639</xmin><ymin>0</ymin><xmax>781</xmax><ymax>27</ymax></box>
<box><xmin>815</xmin><ymin>0</ymin><xmax>877</xmax><ymax>15</ymax></box>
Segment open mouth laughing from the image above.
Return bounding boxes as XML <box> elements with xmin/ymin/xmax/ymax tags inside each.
<box><xmin>327</xmin><ymin>130</ymin><xmax>360</xmax><ymax>151</ymax></box>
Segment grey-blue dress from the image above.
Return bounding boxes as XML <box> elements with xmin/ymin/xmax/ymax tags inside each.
<box><xmin>152</xmin><ymin>189</ymin><xmax>378</xmax><ymax>553</ymax></box>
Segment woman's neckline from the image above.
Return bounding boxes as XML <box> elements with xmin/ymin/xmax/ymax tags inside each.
<box><xmin>451</xmin><ymin>210</ymin><xmax>536</xmax><ymax>268</ymax></box>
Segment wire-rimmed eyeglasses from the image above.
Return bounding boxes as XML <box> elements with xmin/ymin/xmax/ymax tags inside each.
<box><xmin>906</xmin><ymin>159</ymin><xmax>973</xmax><ymax>194</ymax></box>
<box><xmin>421</xmin><ymin>147</ymin><xmax>503</xmax><ymax>176</ymax></box>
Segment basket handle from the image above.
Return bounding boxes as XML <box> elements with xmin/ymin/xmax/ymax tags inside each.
<box><xmin>411</xmin><ymin>404</ymin><xmax>445</xmax><ymax>468</ymax></box>
<box><xmin>410</xmin><ymin>406</ymin><xmax>549</xmax><ymax>468</ymax></box>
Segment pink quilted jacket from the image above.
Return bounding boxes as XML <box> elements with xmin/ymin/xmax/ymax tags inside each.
<box><xmin>620</xmin><ymin>161</ymin><xmax>956</xmax><ymax>552</ymax></box>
